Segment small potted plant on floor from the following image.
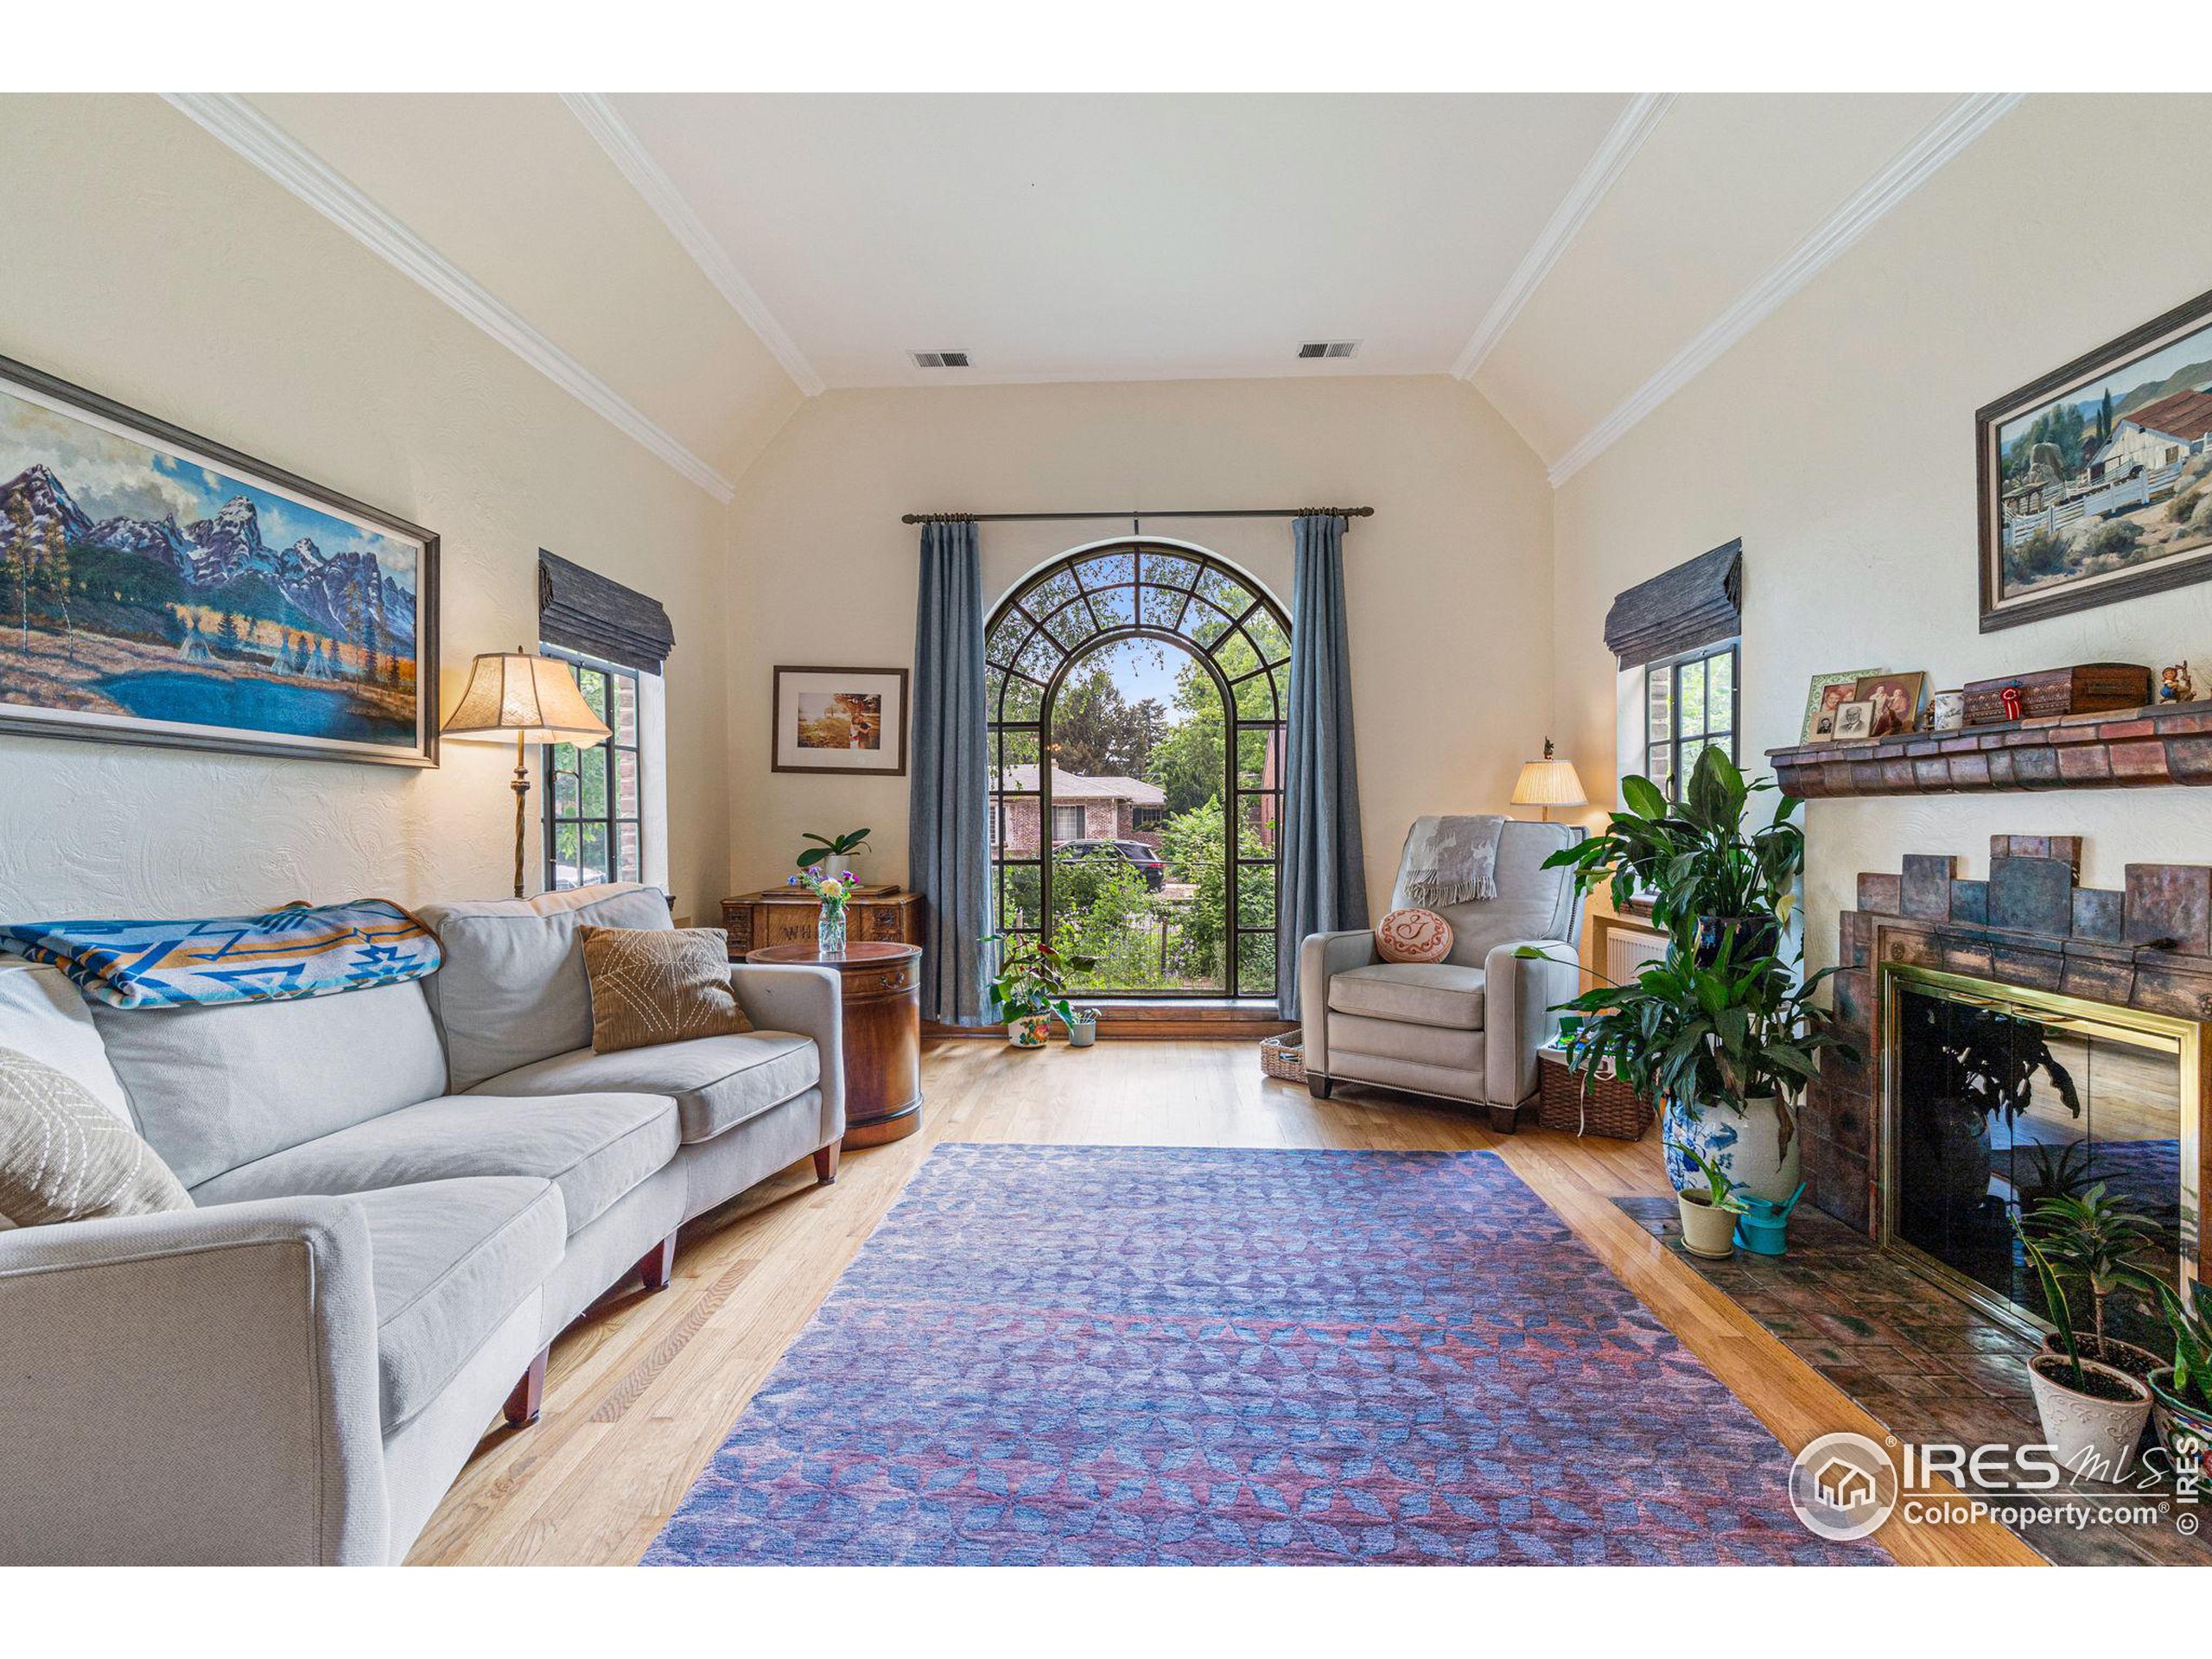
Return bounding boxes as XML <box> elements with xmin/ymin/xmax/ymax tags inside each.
<box><xmin>1669</xmin><ymin>1140</ymin><xmax>1747</xmax><ymax>1260</ymax></box>
<box><xmin>2021</xmin><ymin>1184</ymin><xmax>2167</xmax><ymax>1381</ymax></box>
<box><xmin>984</xmin><ymin>936</ymin><xmax>1093</xmax><ymax>1048</ymax></box>
<box><xmin>1065</xmin><ymin>1006</ymin><xmax>1103</xmax><ymax>1048</ymax></box>
<box><xmin>2017</xmin><ymin>1220</ymin><xmax>2153</xmax><ymax>1481</ymax></box>
<box><xmin>2146</xmin><ymin>1280</ymin><xmax>2212</xmax><ymax>1462</ymax></box>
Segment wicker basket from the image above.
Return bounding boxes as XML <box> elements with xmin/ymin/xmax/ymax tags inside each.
<box><xmin>1536</xmin><ymin>1046</ymin><xmax>1653</xmax><ymax>1141</ymax></box>
<box><xmin>1260</xmin><ymin>1032</ymin><xmax>1307</xmax><ymax>1084</ymax></box>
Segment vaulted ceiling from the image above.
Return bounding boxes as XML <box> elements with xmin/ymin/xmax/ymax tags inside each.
<box><xmin>189</xmin><ymin>92</ymin><xmax>2027</xmax><ymax>499</ymax></box>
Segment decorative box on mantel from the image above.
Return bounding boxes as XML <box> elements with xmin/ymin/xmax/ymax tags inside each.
<box><xmin>1805</xmin><ymin>833</ymin><xmax>2212</xmax><ymax>1242</ymax></box>
<box><xmin>1769</xmin><ymin>698</ymin><xmax>2212</xmax><ymax>799</ymax></box>
<box><xmin>721</xmin><ymin>887</ymin><xmax>922</xmax><ymax>958</ymax></box>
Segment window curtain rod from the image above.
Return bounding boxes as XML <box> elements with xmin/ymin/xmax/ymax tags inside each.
<box><xmin>899</xmin><ymin>506</ymin><xmax>1374</xmax><ymax>525</ymax></box>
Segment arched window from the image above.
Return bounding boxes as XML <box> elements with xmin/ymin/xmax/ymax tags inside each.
<box><xmin>987</xmin><ymin>544</ymin><xmax>1290</xmax><ymax>999</ymax></box>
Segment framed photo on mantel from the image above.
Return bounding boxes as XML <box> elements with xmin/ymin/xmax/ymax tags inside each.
<box><xmin>1980</xmin><ymin>285</ymin><xmax>2212</xmax><ymax>632</ymax></box>
<box><xmin>772</xmin><ymin>664</ymin><xmax>909</xmax><ymax>776</ymax></box>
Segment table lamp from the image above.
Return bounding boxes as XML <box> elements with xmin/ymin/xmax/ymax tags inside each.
<box><xmin>442</xmin><ymin>648</ymin><xmax>612</xmax><ymax>898</ymax></box>
<box><xmin>1510</xmin><ymin>737</ymin><xmax>1587</xmax><ymax>823</ymax></box>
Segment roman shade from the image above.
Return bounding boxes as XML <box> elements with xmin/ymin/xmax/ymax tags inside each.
<box><xmin>1603</xmin><ymin>537</ymin><xmax>1742</xmax><ymax>669</ymax></box>
<box><xmin>537</xmin><ymin>549</ymin><xmax>676</xmax><ymax>674</ymax></box>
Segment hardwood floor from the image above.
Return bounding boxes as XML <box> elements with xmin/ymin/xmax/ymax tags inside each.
<box><xmin>407</xmin><ymin>1038</ymin><xmax>2040</xmax><ymax>1567</ymax></box>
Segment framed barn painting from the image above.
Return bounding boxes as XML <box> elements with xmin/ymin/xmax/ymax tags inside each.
<box><xmin>1980</xmin><ymin>286</ymin><xmax>2212</xmax><ymax>632</ymax></box>
<box><xmin>772</xmin><ymin>664</ymin><xmax>908</xmax><ymax>776</ymax></box>
<box><xmin>0</xmin><ymin>353</ymin><xmax>438</xmax><ymax>766</ymax></box>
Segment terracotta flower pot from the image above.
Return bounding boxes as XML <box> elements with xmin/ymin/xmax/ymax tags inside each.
<box><xmin>2026</xmin><ymin>1353</ymin><xmax>2152</xmax><ymax>1482</ymax></box>
<box><xmin>1676</xmin><ymin>1190</ymin><xmax>1740</xmax><ymax>1260</ymax></box>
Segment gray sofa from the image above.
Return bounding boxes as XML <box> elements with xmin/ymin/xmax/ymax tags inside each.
<box><xmin>1299</xmin><ymin>819</ymin><xmax>1585</xmax><ymax>1130</ymax></box>
<box><xmin>0</xmin><ymin>883</ymin><xmax>842</xmax><ymax>1565</ymax></box>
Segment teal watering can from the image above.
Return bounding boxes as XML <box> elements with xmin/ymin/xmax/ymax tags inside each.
<box><xmin>1733</xmin><ymin>1183</ymin><xmax>1807</xmax><ymax>1256</ymax></box>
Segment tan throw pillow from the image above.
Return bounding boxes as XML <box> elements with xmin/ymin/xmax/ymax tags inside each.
<box><xmin>0</xmin><ymin>1045</ymin><xmax>191</xmax><ymax>1225</ymax></box>
<box><xmin>579</xmin><ymin>925</ymin><xmax>753</xmax><ymax>1054</ymax></box>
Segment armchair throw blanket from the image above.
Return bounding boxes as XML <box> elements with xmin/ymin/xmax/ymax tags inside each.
<box><xmin>0</xmin><ymin>900</ymin><xmax>441</xmax><ymax>1009</ymax></box>
<box><xmin>1400</xmin><ymin>814</ymin><xmax>1505</xmax><ymax>906</ymax></box>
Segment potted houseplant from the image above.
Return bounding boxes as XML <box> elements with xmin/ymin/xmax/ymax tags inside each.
<box><xmin>2017</xmin><ymin>1221</ymin><xmax>2154</xmax><ymax>1481</ymax></box>
<box><xmin>1546</xmin><ymin>935</ymin><xmax>1854</xmax><ymax>1202</ymax></box>
<box><xmin>798</xmin><ymin>827</ymin><xmax>872</xmax><ymax>887</ymax></box>
<box><xmin>1065</xmin><ymin>1006</ymin><xmax>1103</xmax><ymax>1048</ymax></box>
<box><xmin>984</xmin><ymin>936</ymin><xmax>1094</xmax><ymax>1048</ymax></box>
<box><xmin>1543</xmin><ymin>747</ymin><xmax>1801</xmax><ymax>963</ymax></box>
<box><xmin>2021</xmin><ymin>1184</ymin><xmax>2167</xmax><ymax>1381</ymax></box>
<box><xmin>2146</xmin><ymin>1280</ymin><xmax>2212</xmax><ymax>1462</ymax></box>
<box><xmin>1669</xmin><ymin>1140</ymin><xmax>1746</xmax><ymax>1259</ymax></box>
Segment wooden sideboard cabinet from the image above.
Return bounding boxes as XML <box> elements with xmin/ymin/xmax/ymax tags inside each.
<box><xmin>721</xmin><ymin>887</ymin><xmax>923</xmax><ymax>958</ymax></box>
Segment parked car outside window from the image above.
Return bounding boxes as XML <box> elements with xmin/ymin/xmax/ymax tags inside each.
<box><xmin>1055</xmin><ymin>837</ymin><xmax>1166</xmax><ymax>891</ymax></box>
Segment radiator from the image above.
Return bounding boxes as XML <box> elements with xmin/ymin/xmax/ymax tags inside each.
<box><xmin>1605</xmin><ymin>925</ymin><xmax>1669</xmax><ymax>984</ymax></box>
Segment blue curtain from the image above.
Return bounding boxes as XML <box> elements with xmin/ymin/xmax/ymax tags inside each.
<box><xmin>908</xmin><ymin>520</ymin><xmax>991</xmax><ymax>1025</ymax></box>
<box><xmin>1276</xmin><ymin>513</ymin><xmax>1369</xmax><ymax>1018</ymax></box>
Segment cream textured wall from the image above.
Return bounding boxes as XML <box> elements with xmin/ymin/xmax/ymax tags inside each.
<box><xmin>724</xmin><ymin>376</ymin><xmax>1554</xmax><ymax>912</ymax></box>
<box><xmin>0</xmin><ymin>96</ymin><xmax>733</xmax><ymax>921</ymax></box>
<box><xmin>1550</xmin><ymin>95</ymin><xmax>2212</xmax><ymax>969</ymax></box>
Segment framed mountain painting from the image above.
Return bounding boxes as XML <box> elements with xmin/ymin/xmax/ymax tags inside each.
<box><xmin>1980</xmin><ymin>285</ymin><xmax>2212</xmax><ymax>632</ymax></box>
<box><xmin>0</xmin><ymin>353</ymin><xmax>438</xmax><ymax>766</ymax></box>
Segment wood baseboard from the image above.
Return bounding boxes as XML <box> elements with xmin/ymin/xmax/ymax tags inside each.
<box><xmin>928</xmin><ymin>1001</ymin><xmax>1293</xmax><ymax>1042</ymax></box>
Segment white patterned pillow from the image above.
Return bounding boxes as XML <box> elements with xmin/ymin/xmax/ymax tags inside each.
<box><xmin>0</xmin><ymin>1045</ymin><xmax>191</xmax><ymax>1226</ymax></box>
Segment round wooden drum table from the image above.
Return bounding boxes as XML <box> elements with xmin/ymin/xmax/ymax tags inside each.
<box><xmin>745</xmin><ymin>941</ymin><xmax>923</xmax><ymax>1148</ymax></box>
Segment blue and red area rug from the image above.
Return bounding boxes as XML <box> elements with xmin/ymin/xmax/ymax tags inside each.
<box><xmin>645</xmin><ymin>1144</ymin><xmax>1882</xmax><ymax>1565</ymax></box>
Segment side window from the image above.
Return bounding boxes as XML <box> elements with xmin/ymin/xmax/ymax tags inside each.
<box><xmin>542</xmin><ymin>645</ymin><xmax>649</xmax><ymax>889</ymax></box>
<box><xmin>1645</xmin><ymin>640</ymin><xmax>1738</xmax><ymax>800</ymax></box>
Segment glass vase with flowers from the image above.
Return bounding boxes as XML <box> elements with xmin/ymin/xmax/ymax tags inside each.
<box><xmin>790</xmin><ymin>866</ymin><xmax>859</xmax><ymax>955</ymax></box>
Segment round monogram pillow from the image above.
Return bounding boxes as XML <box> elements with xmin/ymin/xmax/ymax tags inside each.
<box><xmin>1376</xmin><ymin>907</ymin><xmax>1453</xmax><ymax>963</ymax></box>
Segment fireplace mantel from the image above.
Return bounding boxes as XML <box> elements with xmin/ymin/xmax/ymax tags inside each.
<box><xmin>1806</xmin><ymin>833</ymin><xmax>2212</xmax><ymax>1237</ymax></box>
<box><xmin>1768</xmin><ymin>698</ymin><xmax>2212</xmax><ymax>798</ymax></box>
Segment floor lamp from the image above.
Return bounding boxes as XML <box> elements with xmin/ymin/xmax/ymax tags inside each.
<box><xmin>442</xmin><ymin>649</ymin><xmax>612</xmax><ymax>899</ymax></box>
<box><xmin>1510</xmin><ymin>737</ymin><xmax>1587</xmax><ymax>824</ymax></box>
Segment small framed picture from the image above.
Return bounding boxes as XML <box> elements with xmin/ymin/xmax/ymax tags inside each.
<box><xmin>1852</xmin><ymin>671</ymin><xmax>1929</xmax><ymax>739</ymax></box>
<box><xmin>1802</xmin><ymin>669</ymin><xmax>1880</xmax><ymax>743</ymax></box>
<box><xmin>1830</xmin><ymin>699</ymin><xmax>1877</xmax><ymax>743</ymax></box>
<box><xmin>772</xmin><ymin>664</ymin><xmax>909</xmax><ymax>775</ymax></box>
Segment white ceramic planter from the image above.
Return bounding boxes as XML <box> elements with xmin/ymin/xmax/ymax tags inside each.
<box><xmin>1066</xmin><ymin>1019</ymin><xmax>1099</xmax><ymax>1048</ymax></box>
<box><xmin>2026</xmin><ymin>1354</ymin><xmax>2153</xmax><ymax>1483</ymax></box>
<box><xmin>1676</xmin><ymin>1192</ymin><xmax>1739</xmax><ymax>1259</ymax></box>
<box><xmin>1007</xmin><ymin>1014</ymin><xmax>1050</xmax><ymax>1049</ymax></box>
<box><xmin>1662</xmin><ymin>1092</ymin><xmax>1801</xmax><ymax>1204</ymax></box>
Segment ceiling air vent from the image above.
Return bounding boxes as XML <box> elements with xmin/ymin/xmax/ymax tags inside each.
<box><xmin>910</xmin><ymin>350</ymin><xmax>971</xmax><ymax>369</ymax></box>
<box><xmin>1297</xmin><ymin>340</ymin><xmax>1360</xmax><ymax>359</ymax></box>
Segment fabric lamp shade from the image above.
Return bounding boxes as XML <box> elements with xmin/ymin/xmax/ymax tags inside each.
<box><xmin>1511</xmin><ymin>739</ymin><xmax>1587</xmax><ymax>812</ymax></box>
<box><xmin>442</xmin><ymin>651</ymin><xmax>611</xmax><ymax>748</ymax></box>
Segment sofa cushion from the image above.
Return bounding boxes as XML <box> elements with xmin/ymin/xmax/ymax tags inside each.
<box><xmin>579</xmin><ymin>925</ymin><xmax>752</xmax><ymax>1054</ymax></box>
<box><xmin>0</xmin><ymin>961</ymin><xmax>133</xmax><ymax>1122</ymax></box>
<box><xmin>353</xmin><ymin>1176</ymin><xmax>565</xmax><ymax>1432</ymax></box>
<box><xmin>417</xmin><ymin>885</ymin><xmax>674</xmax><ymax>1091</ymax></box>
<box><xmin>188</xmin><ymin>1090</ymin><xmax>677</xmax><ymax>1236</ymax></box>
<box><xmin>0</xmin><ymin>1046</ymin><xmax>192</xmax><ymax>1225</ymax></box>
<box><xmin>88</xmin><ymin>980</ymin><xmax>451</xmax><ymax>1189</ymax></box>
<box><xmin>1326</xmin><ymin>962</ymin><xmax>1486</xmax><ymax>1031</ymax></box>
<box><xmin>470</xmin><ymin>1032</ymin><xmax>821</xmax><ymax>1145</ymax></box>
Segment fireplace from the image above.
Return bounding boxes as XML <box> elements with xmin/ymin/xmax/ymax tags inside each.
<box><xmin>1882</xmin><ymin>963</ymin><xmax>2201</xmax><ymax>1345</ymax></box>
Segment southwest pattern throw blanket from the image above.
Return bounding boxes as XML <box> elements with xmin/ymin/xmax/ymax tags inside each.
<box><xmin>0</xmin><ymin>900</ymin><xmax>441</xmax><ymax>1009</ymax></box>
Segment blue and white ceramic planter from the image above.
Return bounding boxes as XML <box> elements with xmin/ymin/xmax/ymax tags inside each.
<box><xmin>1662</xmin><ymin>1092</ymin><xmax>1801</xmax><ymax>1204</ymax></box>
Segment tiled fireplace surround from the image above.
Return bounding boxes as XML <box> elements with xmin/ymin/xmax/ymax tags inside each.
<box><xmin>1805</xmin><ymin>833</ymin><xmax>2212</xmax><ymax>1236</ymax></box>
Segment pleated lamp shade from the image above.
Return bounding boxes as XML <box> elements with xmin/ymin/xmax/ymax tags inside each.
<box><xmin>1510</xmin><ymin>738</ymin><xmax>1587</xmax><ymax>810</ymax></box>
<box><xmin>441</xmin><ymin>651</ymin><xmax>611</xmax><ymax>747</ymax></box>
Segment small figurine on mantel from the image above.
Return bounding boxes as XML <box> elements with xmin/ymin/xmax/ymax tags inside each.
<box><xmin>2160</xmin><ymin>662</ymin><xmax>2196</xmax><ymax>704</ymax></box>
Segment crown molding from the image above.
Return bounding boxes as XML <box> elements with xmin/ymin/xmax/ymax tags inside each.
<box><xmin>561</xmin><ymin>93</ymin><xmax>825</xmax><ymax>398</ymax></box>
<box><xmin>1547</xmin><ymin>92</ymin><xmax>2023</xmax><ymax>487</ymax></box>
<box><xmin>162</xmin><ymin>92</ymin><xmax>737</xmax><ymax>504</ymax></box>
<box><xmin>1452</xmin><ymin>92</ymin><xmax>1675</xmax><ymax>384</ymax></box>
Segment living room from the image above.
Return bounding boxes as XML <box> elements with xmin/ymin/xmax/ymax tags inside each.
<box><xmin>4</xmin><ymin>19</ymin><xmax>2209</xmax><ymax>1626</ymax></box>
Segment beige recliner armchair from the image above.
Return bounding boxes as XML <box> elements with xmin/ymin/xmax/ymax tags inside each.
<box><xmin>1299</xmin><ymin>818</ymin><xmax>1586</xmax><ymax>1131</ymax></box>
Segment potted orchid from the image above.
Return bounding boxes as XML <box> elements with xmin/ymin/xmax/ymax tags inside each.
<box><xmin>788</xmin><ymin>866</ymin><xmax>860</xmax><ymax>955</ymax></box>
